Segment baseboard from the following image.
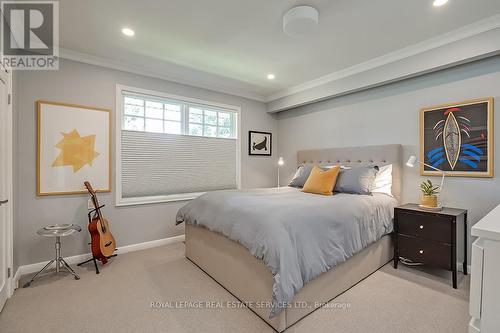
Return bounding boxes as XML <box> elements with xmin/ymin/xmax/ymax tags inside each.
<box><xmin>469</xmin><ymin>318</ymin><xmax>481</xmax><ymax>333</ymax></box>
<box><xmin>117</xmin><ymin>235</ymin><xmax>184</xmax><ymax>254</ymax></box>
<box><xmin>13</xmin><ymin>234</ymin><xmax>185</xmax><ymax>289</ymax></box>
<box><xmin>12</xmin><ymin>267</ymin><xmax>21</xmax><ymax>290</ymax></box>
<box><xmin>457</xmin><ymin>262</ymin><xmax>472</xmax><ymax>275</ymax></box>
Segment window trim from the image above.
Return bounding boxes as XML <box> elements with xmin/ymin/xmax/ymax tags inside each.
<box><xmin>115</xmin><ymin>84</ymin><xmax>241</xmax><ymax>207</ymax></box>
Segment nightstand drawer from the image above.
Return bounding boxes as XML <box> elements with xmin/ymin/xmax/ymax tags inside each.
<box><xmin>396</xmin><ymin>210</ymin><xmax>451</xmax><ymax>244</ymax></box>
<box><xmin>398</xmin><ymin>235</ymin><xmax>451</xmax><ymax>270</ymax></box>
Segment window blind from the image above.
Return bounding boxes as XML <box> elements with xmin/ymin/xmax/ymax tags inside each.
<box><xmin>119</xmin><ymin>90</ymin><xmax>239</xmax><ymax>201</ymax></box>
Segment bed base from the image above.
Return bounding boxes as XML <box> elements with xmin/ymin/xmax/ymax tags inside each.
<box><xmin>185</xmin><ymin>224</ymin><xmax>393</xmax><ymax>332</ymax></box>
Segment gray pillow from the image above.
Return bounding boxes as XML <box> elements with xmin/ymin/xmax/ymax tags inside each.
<box><xmin>288</xmin><ymin>164</ymin><xmax>314</xmax><ymax>188</ymax></box>
<box><xmin>334</xmin><ymin>165</ymin><xmax>378</xmax><ymax>195</ymax></box>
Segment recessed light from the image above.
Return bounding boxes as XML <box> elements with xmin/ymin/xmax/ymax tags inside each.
<box><xmin>267</xmin><ymin>74</ymin><xmax>275</xmax><ymax>80</ymax></box>
<box><xmin>121</xmin><ymin>27</ymin><xmax>135</xmax><ymax>37</ymax></box>
<box><xmin>433</xmin><ymin>0</ymin><xmax>448</xmax><ymax>7</ymax></box>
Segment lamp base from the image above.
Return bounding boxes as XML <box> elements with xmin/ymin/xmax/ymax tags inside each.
<box><xmin>418</xmin><ymin>204</ymin><xmax>443</xmax><ymax>211</ymax></box>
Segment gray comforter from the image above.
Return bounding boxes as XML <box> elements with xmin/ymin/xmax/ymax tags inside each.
<box><xmin>176</xmin><ymin>187</ymin><xmax>397</xmax><ymax>317</ymax></box>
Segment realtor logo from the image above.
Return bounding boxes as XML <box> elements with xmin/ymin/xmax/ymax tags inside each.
<box><xmin>1</xmin><ymin>1</ymin><xmax>59</xmax><ymax>70</ymax></box>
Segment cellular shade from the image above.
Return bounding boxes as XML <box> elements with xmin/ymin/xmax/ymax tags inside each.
<box><xmin>121</xmin><ymin>130</ymin><xmax>237</xmax><ymax>198</ymax></box>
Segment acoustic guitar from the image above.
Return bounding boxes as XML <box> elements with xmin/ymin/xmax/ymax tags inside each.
<box><xmin>84</xmin><ymin>181</ymin><xmax>116</xmax><ymax>263</ymax></box>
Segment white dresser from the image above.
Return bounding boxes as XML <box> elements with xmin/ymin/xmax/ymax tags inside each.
<box><xmin>469</xmin><ymin>204</ymin><xmax>500</xmax><ymax>333</ymax></box>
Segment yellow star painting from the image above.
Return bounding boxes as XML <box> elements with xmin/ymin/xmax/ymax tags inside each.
<box><xmin>52</xmin><ymin>129</ymin><xmax>100</xmax><ymax>173</ymax></box>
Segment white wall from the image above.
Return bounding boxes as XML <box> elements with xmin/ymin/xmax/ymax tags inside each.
<box><xmin>14</xmin><ymin>59</ymin><xmax>278</xmax><ymax>269</ymax></box>
<box><xmin>278</xmin><ymin>55</ymin><xmax>500</xmax><ymax>262</ymax></box>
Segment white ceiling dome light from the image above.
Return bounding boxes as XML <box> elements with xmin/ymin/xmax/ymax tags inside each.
<box><xmin>283</xmin><ymin>6</ymin><xmax>319</xmax><ymax>36</ymax></box>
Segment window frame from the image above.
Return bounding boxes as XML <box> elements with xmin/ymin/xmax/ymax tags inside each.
<box><xmin>115</xmin><ymin>84</ymin><xmax>241</xmax><ymax>207</ymax></box>
<box><xmin>122</xmin><ymin>94</ymin><xmax>237</xmax><ymax>139</ymax></box>
<box><xmin>185</xmin><ymin>105</ymin><xmax>236</xmax><ymax>139</ymax></box>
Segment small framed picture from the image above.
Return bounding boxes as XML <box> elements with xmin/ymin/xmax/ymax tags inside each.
<box><xmin>249</xmin><ymin>131</ymin><xmax>272</xmax><ymax>156</ymax></box>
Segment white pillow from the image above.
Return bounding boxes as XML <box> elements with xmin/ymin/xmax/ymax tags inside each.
<box><xmin>323</xmin><ymin>165</ymin><xmax>350</xmax><ymax>170</ymax></box>
<box><xmin>371</xmin><ymin>164</ymin><xmax>393</xmax><ymax>196</ymax></box>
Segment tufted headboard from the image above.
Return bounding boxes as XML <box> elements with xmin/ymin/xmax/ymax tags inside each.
<box><xmin>297</xmin><ymin>144</ymin><xmax>403</xmax><ymax>201</ymax></box>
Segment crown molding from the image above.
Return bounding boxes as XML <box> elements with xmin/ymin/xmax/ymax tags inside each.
<box><xmin>58</xmin><ymin>13</ymin><xmax>500</xmax><ymax>106</ymax></box>
<box><xmin>266</xmin><ymin>13</ymin><xmax>500</xmax><ymax>102</ymax></box>
<box><xmin>59</xmin><ymin>48</ymin><xmax>267</xmax><ymax>102</ymax></box>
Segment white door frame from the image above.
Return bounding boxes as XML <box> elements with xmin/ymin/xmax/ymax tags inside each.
<box><xmin>0</xmin><ymin>65</ymin><xmax>14</xmax><ymax>299</ymax></box>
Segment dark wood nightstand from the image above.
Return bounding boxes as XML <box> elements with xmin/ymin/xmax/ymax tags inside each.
<box><xmin>393</xmin><ymin>203</ymin><xmax>468</xmax><ymax>289</ymax></box>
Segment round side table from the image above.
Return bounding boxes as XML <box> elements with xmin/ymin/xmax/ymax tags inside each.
<box><xmin>23</xmin><ymin>224</ymin><xmax>82</xmax><ymax>288</ymax></box>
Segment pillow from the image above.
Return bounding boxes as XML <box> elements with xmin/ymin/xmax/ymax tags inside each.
<box><xmin>288</xmin><ymin>164</ymin><xmax>314</xmax><ymax>187</ymax></box>
<box><xmin>289</xmin><ymin>164</ymin><xmax>346</xmax><ymax>188</ymax></box>
<box><xmin>371</xmin><ymin>164</ymin><xmax>393</xmax><ymax>196</ymax></box>
<box><xmin>334</xmin><ymin>165</ymin><xmax>378</xmax><ymax>195</ymax></box>
<box><xmin>302</xmin><ymin>165</ymin><xmax>341</xmax><ymax>196</ymax></box>
<box><xmin>323</xmin><ymin>165</ymin><xmax>351</xmax><ymax>170</ymax></box>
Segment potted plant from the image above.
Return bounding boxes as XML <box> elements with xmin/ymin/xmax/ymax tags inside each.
<box><xmin>420</xmin><ymin>179</ymin><xmax>439</xmax><ymax>208</ymax></box>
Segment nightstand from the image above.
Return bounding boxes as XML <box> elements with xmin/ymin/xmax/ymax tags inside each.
<box><xmin>393</xmin><ymin>203</ymin><xmax>468</xmax><ymax>288</ymax></box>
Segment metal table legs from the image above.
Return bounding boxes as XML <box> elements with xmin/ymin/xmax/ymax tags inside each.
<box><xmin>23</xmin><ymin>236</ymin><xmax>80</xmax><ymax>288</ymax></box>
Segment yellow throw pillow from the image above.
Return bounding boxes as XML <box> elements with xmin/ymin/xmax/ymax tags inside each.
<box><xmin>301</xmin><ymin>165</ymin><xmax>340</xmax><ymax>196</ymax></box>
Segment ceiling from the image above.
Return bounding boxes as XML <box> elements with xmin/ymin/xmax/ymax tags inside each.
<box><xmin>59</xmin><ymin>0</ymin><xmax>500</xmax><ymax>100</ymax></box>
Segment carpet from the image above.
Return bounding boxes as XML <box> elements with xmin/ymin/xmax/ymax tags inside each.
<box><xmin>0</xmin><ymin>242</ymin><xmax>469</xmax><ymax>333</ymax></box>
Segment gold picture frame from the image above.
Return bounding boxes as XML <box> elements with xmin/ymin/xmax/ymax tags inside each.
<box><xmin>420</xmin><ymin>97</ymin><xmax>494</xmax><ymax>178</ymax></box>
<box><xmin>37</xmin><ymin>100</ymin><xmax>112</xmax><ymax>195</ymax></box>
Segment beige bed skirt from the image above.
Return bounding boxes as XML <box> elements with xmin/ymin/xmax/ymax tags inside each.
<box><xmin>185</xmin><ymin>224</ymin><xmax>394</xmax><ymax>332</ymax></box>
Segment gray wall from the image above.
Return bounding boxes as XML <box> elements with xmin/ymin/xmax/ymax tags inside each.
<box><xmin>14</xmin><ymin>59</ymin><xmax>278</xmax><ymax>270</ymax></box>
<box><xmin>16</xmin><ymin>55</ymin><xmax>500</xmax><ymax>270</ymax></box>
<box><xmin>277</xmin><ymin>55</ymin><xmax>500</xmax><ymax>263</ymax></box>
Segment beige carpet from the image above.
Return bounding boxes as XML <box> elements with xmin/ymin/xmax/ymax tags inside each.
<box><xmin>0</xmin><ymin>242</ymin><xmax>469</xmax><ymax>333</ymax></box>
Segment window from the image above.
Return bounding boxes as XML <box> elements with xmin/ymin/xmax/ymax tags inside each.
<box><xmin>122</xmin><ymin>95</ymin><xmax>237</xmax><ymax>139</ymax></box>
<box><xmin>187</xmin><ymin>107</ymin><xmax>234</xmax><ymax>138</ymax></box>
<box><xmin>116</xmin><ymin>85</ymin><xmax>240</xmax><ymax>206</ymax></box>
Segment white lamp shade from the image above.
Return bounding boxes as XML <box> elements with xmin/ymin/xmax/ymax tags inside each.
<box><xmin>278</xmin><ymin>157</ymin><xmax>284</xmax><ymax>166</ymax></box>
<box><xmin>406</xmin><ymin>156</ymin><xmax>417</xmax><ymax>167</ymax></box>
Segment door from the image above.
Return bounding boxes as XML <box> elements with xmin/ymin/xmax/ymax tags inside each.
<box><xmin>0</xmin><ymin>68</ymin><xmax>11</xmax><ymax>312</ymax></box>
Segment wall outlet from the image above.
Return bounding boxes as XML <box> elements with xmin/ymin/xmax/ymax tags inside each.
<box><xmin>87</xmin><ymin>199</ymin><xmax>94</xmax><ymax>210</ymax></box>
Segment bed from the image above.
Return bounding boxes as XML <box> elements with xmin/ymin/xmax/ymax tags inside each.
<box><xmin>177</xmin><ymin>144</ymin><xmax>402</xmax><ymax>332</ymax></box>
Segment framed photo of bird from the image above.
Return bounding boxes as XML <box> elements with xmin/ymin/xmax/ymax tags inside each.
<box><xmin>249</xmin><ymin>131</ymin><xmax>272</xmax><ymax>156</ymax></box>
<box><xmin>420</xmin><ymin>97</ymin><xmax>494</xmax><ymax>178</ymax></box>
<box><xmin>37</xmin><ymin>100</ymin><xmax>111</xmax><ymax>195</ymax></box>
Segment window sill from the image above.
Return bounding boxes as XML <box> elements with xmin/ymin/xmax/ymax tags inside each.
<box><xmin>116</xmin><ymin>192</ymin><xmax>205</xmax><ymax>207</ymax></box>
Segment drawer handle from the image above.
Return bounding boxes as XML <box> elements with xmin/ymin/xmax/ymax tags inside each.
<box><xmin>419</xmin><ymin>225</ymin><xmax>424</xmax><ymax>229</ymax></box>
<box><xmin>419</xmin><ymin>250</ymin><xmax>424</xmax><ymax>254</ymax></box>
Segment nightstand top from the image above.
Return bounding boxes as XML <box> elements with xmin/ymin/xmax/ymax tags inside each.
<box><xmin>396</xmin><ymin>203</ymin><xmax>467</xmax><ymax>217</ymax></box>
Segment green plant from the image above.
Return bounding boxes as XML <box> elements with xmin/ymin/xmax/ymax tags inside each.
<box><xmin>420</xmin><ymin>179</ymin><xmax>440</xmax><ymax>196</ymax></box>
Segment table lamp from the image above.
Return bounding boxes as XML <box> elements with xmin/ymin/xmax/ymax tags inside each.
<box><xmin>406</xmin><ymin>155</ymin><xmax>446</xmax><ymax>208</ymax></box>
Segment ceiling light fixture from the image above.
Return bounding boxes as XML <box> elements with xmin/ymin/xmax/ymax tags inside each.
<box><xmin>121</xmin><ymin>27</ymin><xmax>135</xmax><ymax>37</ymax></box>
<box><xmin>283</xmin><ymin>6</ymin><xmax>319</xmax><ymax>36</ymax></box>
<box><xmin>433</xmin><ymin>0</ymin><xmax>448</xmax><ymax>7</ymax></box>
<box><xmin>267</xmin><ymin>74</ymin><xmax>275</xmax><ymax>80</ymax></box>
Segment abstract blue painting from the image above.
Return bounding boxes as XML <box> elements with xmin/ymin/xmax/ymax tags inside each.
<box><xmin>421</xmin><ymin>98</ymin><xmax>493</xmax><ymax>177</ymax></box>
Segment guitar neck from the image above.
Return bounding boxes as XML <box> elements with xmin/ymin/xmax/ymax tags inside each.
<box><xmin>85</xmin><ymin>182</ymin><xmax>106</xmax><ymax>230</ymax></box>
<box><xmin>91</xmin><ymin>194</ymin><xmax>103</xmax><ymax>219</ymax></box>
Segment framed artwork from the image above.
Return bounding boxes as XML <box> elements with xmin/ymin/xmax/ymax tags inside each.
<box><xmin>37</xmin><ymin>100</ymin><xmax>111</xmax><ymax>195</ymax></box>
<box><xmin>249</xmin><ymin>131</ymin><xmax>272</xmax><ymax>156</ymax></box>
<box><xmin>420</xmin><ymin>97</ymin><xmax>494</xmax><ymax>178</ymax></box>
